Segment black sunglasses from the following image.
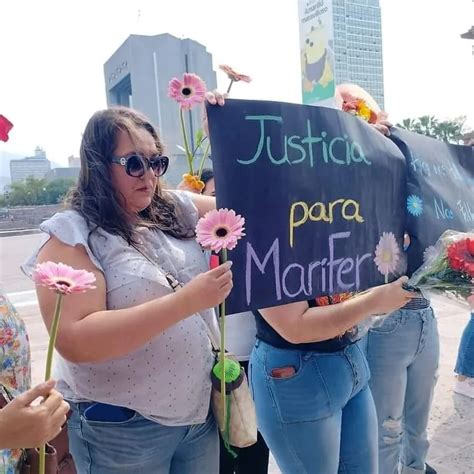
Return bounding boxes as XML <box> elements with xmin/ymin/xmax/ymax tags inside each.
<box><xmin>111</xmin><ymin>154</ymin><xmax>169</xmax><ymax>178</ymax></box>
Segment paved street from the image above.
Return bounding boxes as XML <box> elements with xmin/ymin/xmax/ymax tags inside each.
<box><xmin>0</xmin><ymin>233</ymin><xmax>472</xmax><ymax>473</ymax></box>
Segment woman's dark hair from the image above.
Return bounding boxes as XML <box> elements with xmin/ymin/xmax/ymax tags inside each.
<box><xmin>200</xmin><ymin>168</ymin><xmax>214</xmax><ymax>190</ymax></box>
<box><xmin>68</xmin><ymin>107</ymin><xmax>194</xmax><ymax>244</ymax></box>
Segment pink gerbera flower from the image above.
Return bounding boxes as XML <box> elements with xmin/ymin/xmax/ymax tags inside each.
<box><xmin>196</xmin><ymin>208</ymin><xmax>245</xmax><ymax>253</ymax></box>
<box><xmin>340</xmin><ymin>91</ymin><xmax>359</xmax><ymax>113</ymax></box>
<box><xmin>33</xmin><ymin>261</ymin><xmax>96</xmax><ymax>295</ymax></box>
<box><xmin>168</xmin><ymin>73</ymin><xmax>207</xmax><ymax>110</ymax></box>
<box><xmin>218</xmin><ymin>65</ymin><xmax>252</xmax><ymax>83</ymax></box>
<box><xmin>33</xmin><ymin>260</ymin><xmax>96</xmax><ymax>472</ymax></box>
<box><xmin>374</xmin><ymin>232</ymin><xmax>400</xmax><ymax>282</ymax></box>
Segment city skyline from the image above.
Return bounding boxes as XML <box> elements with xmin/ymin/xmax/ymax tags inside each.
<box><xmin>9</xmin><ymin>147</ymin><xmax>51</xmax><ymax>183</ymax></box>
<box><xmin>0</xmin><ymin>0</ymin><xmax>472</xmax><ymax>167</ymax></box>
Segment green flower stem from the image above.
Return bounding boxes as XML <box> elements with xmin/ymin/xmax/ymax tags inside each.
<box><xmin>179</xmin><ymin>108</ymin><xmax>194</xmax><ymax>174</ymax></box>
<box><xmin>197</xmin><ymin>141</ymin><xmax>211</xmax><ymax>180</ymax></box>
<box><xmin>191</xmin><ymin>134</ymin><xmax>206</xmax><ymax>160</ymax></box>
<box><xmin>219</xmin><ymin>248</ymin><xmax>228</xmax><ymax>430</ymax></box>
<box><xmin>39</xmin><ymin>293</ymin><xmax>63</xmax><ymax>474</ymax></box>
<box><xmin>226</xmin><ymin>80</ymin><xmax>234</xmax><ymax>94</ymax></box>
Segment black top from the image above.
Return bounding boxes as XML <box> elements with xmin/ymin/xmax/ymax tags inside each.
<box><xmin>254</xmin><ymin>298</ymin><xmax>355</xmax><ymax>353</ymax></box>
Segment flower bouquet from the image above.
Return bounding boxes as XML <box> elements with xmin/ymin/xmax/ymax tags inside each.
<box><xmin>340</xmin><ymin>91</ymin><xmax>379</xmax><ymax>124</ymax></box>
<box><xmin>409</xmin><ymin>230</ymin><xmax>474</xmax><ymax>306</ymax></box>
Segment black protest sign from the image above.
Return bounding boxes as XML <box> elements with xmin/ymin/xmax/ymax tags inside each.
<box><xmin>389</xmin><ymin>127</ymin><xmax>474</xmax><ymax>275</ymax></box>
<box><xmin>207</xmin><ymin>99</ymin><xmax>407</xmax><ymax>314</ymax></box>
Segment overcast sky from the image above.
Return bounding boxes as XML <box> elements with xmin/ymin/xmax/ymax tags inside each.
<box><xmin>0</xmin><ymin>0</ymin><xmax>473</xmax><ymax>166</ymax></box>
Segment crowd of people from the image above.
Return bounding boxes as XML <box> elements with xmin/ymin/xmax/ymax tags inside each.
<box><xmin>0</xmin><ymin>90</ymin><xmax>472</xmax><ymax>474</ymax></box>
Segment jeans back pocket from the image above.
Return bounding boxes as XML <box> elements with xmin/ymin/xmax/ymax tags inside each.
<box><xmin>369</xmin><ymin>312</ymin><xmax>402</xmax><ymax>335</ymax></box>
<box><xmin>266</xmin><ymin>351</ymin><xmax>331</xmax><ymax>424</ymax></box>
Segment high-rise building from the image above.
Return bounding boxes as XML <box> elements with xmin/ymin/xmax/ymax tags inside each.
<box><xmin>333</xmin><ymin>0</ymin><xmax>385</xmax><ymax>108</ymax></box>
<box><xmin>10</xmin><ymin>147</ymin><xmax>51</xmax><ymax>183</ymax></box>
<box><xmin>104</xmin><ymin>34</ymin><xmax>217</xmax><ymax>185</ymax></box>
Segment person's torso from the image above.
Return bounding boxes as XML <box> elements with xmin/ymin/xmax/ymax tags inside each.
<box><xmin>58</xmin><ymin>221</ymin><xmax>217</xmax><ymax>425</ymax></box>
<box><xmin>23</xmin><ymin>200</ymin><xmax>218</xmax><ymax>426</ymax></box>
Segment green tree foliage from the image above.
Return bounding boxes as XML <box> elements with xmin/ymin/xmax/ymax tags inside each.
<box><xmin>45</xmin><ymin>178</ymin><xmax>76</xmax><ymax>204</ymax></box>
<box><xmin>2</xmin><ymin>177</ymin><xmax>75</xmax><ymax>206</ymax></box>
<box><xmin>397</xmin><ymin>115</ymin><xmax>470</xmax><ymax>144</ymax></box>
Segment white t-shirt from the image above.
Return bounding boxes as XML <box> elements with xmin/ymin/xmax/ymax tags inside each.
<box><xmin>225</xmin><ymin>311</ymin><xmax>257</xmax><ymax>361</ymax></box>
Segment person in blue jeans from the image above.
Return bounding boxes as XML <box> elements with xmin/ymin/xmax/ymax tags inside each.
<box><xmin>249</xmin><ymin>279</ymin><xmax>415</xmax><ymax>474</ymax></box>
<box><xmin>366</xmin><ymin>301</ymin><xmax>439</xmax><ymax>474</ymax></box>
<box><xmin>335</xmin><ymin>87</ymin><xmax>440</xmax><ymax>474</ymax></box>
<box><xmin>454</xmin><ymin>294</ymin><xmax>474</xmax><ymax>399</ymax></box>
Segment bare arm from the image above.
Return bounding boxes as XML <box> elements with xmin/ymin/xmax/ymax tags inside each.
<box><xmin>189</xmin><ymin>193</ymin><xmax>216</xmax><ymax>217</ymax></box>
<box><xmin>260</xmin><ymin>277</ymin><xmax>414</xmax><ymax>344</ymax></box>
<box><xmin>36</xmin><ymin>236</ymin><xmax>232</xmax><ymax>363</ymax></box>
<box><xmin>172</xmin><ymin>189</ymin><xmax>216</xmax><ymax>217</ymax></box>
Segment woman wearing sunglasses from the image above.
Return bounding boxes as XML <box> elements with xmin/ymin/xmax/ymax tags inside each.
<box><xmin>22</xmin><ymin>104</ymin><xmax>231</xmax><ymax>473</ymax></box>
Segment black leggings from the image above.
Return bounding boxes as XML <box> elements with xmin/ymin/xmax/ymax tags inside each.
<box><xmin>219</xmin><ymin>361</ymin><xmax>270</xmax><ymax>474</ymax></box>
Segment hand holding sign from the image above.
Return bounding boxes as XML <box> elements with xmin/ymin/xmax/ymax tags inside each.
<box><xmin>207</xmin><ymin>98</ymin><xmax>407</xmax><ymax>314</ymax></box>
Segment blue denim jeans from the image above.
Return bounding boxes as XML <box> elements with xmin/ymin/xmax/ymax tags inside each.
<box><xmin>455</xmin><ymin>313</ymin><xmax>474</xmax><ymax>377</ymax></box>
<box><xmin>67</xmin><ymin>401</ymin><xmax>219</xmax><ymax>473</ymax></box>
<box><xmin>365</xmin><ymin>307</ymin><xmax>439</xmax><ymax>474</ymax></box>
<box><xmin>249</xmin><ymin>340</ymin><xmax>378</xmax><ymax>474</ymax></box>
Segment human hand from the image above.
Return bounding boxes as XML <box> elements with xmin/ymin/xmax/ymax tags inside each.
<box><xmin>0</xmin><ymin>380</ymin><xmax>70</xmax><ymax>449</ymax></box>
<box><xmin>206</xmin><ymin>90</ymin><xmax>227</xmax><ymax>107</ymax></box>
<box><xmin>371</xmin><ymin>112</ymin><xmax>392</xmax><ymax>136</ymax></box>
<box><xmin>372</xmin><ymin>122</ymin><xmax>391</xmax><ymax>136</ymax></box>
<box><xmin>180</xmin><ymin>261</ymin><xmax>233</xmax><ymax>313</ymax></box>
<box><xmin>365</xmin><ymin>276</ymin><xmax>415</xmax><ymax>315</ymax></box>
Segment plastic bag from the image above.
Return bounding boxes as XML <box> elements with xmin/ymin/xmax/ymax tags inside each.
<box><xmin>408</xmin><ymin>230</ymin><xmax>473</xmax><ymax>308</ymax></box>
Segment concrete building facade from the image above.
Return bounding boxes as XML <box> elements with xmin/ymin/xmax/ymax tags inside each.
<box><xmin>104</xmin><ymin>34</ymin><xmax>217</xmax><ymax>185</ymax></box>
<box><xmin>10</xmin><ymin>147</ymin><xmax>51</xmax><ymax>183</ymax></box>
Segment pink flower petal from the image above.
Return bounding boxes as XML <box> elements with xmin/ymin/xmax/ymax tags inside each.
<box><xmin>168</xmin><ymin>73</ymin><xmax>207</xmax><ymax>110</ymax></box>
<box><xmin>195</xmin><ymin>208</ymin><xmax>245</xmax><ymax>253</ymax></box>
<box><xmin>33</xmin><ymin>261</ymin><xmax>96</xmax><ymax>295</ymax></box>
